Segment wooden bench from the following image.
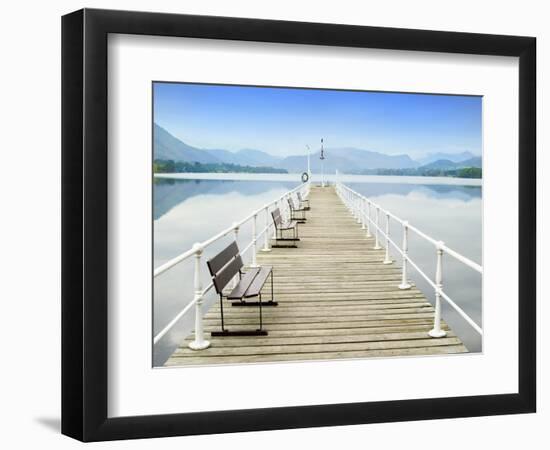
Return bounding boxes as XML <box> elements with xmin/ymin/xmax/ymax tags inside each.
<box><xmin>207</xmin><ymin>241</ymin><xmax>276</xmax><ymax>337</ymax></box>
<box><xmin>271</xmin><ymin>207</ymin><xmax>299</xmax><ymax>248</ymax></box>
<box><xmin>297</xmin><ymin>191</ymin><xmax>310</xmax><ymax>210</ymax></box>
<box><xmin>287</xmin><ymin>197</ymin><xmax>307</xmax><ymax>223</ymax></box>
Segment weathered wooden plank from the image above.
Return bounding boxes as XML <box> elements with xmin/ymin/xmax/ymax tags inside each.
<box><xmin>208</xmin><ymin>307</ymin><xmax>435</xmax><ymax>319</ymax></box>
<box><xmin>209</xmin><ymin>302</ymin><xmax>432</xmax><ymax>313</ymax></box>
<box><xmin>165</xmin><ymin>345</ymin><xmax>468</xmax><ymax>366</ymax></box>
<box><xmin>181</xmin><ymin>331</ymin><xmax>457</xmax><ymax>349</ymax></box>
<box><xmin>174</xmin><ymin>337</ymin><xmax>463</xmax><ymax>357</ymax></box>
<box><xmin>188</xmin><ymin>323</ymin><xmax>450</xmax><ymax>340</ymax></box>
<box><xmin>203</xmin><ymin>312</ymin><xmax>437</xmax><ymax>324</ymax></box>
<box><xmin>202</xmin><ymin>318</ymin><xmax>443</xmax><ymax>332</ymax></box>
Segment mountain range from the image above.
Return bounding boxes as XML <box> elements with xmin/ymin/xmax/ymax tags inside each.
<box><xmin>154</xmin><ymin>123</ymin><xmax>481</xmax><ymax>172</ymax></box>
<box><xmin>416</xmin><ymin>151</ymin><xmax>478</xmax><ymax>166</ymax></box>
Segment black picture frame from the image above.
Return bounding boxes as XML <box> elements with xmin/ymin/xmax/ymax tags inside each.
<box><xmin>61</xmin><ymin>8</ymin><xmax>536</xmax><ymax>442</ymax></box>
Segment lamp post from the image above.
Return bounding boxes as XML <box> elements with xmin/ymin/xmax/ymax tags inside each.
<box><xmin>320</xmin><ymin>138</ymin><xmax>325</xmax><ymax>187</ymax></box>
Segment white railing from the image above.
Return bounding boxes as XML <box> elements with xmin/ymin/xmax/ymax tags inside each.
<box><xmin>336</xmin><ymin>182</ymin><xmax>482</xmax><ymax>338</ymax></box>
<box><xmin>153</xmin><ymin>182</ymin><xmax>310</xmax><ymax>350</ymax></box>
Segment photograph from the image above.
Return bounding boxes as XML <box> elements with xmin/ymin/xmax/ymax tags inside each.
<box><xmin>152</xmin><ymin>82</ymin><xmax>483</xmax><ymax>367</ymax></box>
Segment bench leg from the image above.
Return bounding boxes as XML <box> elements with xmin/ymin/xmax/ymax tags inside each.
<box><xmin>258</xmin><ymin>293</ymin><xmax>263</xmax><ymax>331</ymax></box>
<box><xmin>219</xmin><ymin>294</ymin><xmax>225</xmax><ymax>332</ymax></box>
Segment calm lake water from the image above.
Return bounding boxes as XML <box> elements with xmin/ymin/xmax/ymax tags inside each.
<box><xmin>153</xmin><ymin>174</ymin><xmax>482</xmax><ymax>366</ymax></box>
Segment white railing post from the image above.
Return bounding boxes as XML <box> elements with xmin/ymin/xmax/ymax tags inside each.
<box><xmin>398</xmin><ymin>221</ymin><xmax>412</xmax><ymax>290</ymax></box>
<box><xmin>366</xmin><ymin>201</ymin><xmax>372</xmax><ymax>237</ymax></box>
<box><xmin>232</xmin><ymin>222</ymin><xmax>240</xmax><ymax>288</ymax></box>
<box><xmin>273</xmin><ymin>201</ymin><xmax>278</xmax><ymax>239</ymax></box>
<box><xmin>374</xmin><ymin>207</ymin><xmax>381</xmax><ymax>249</ymax></box>
<box><xmin>188</xmin><ymin>244</ymin><xmax>210</xmax><ymax>350</ymax></box>
<box><xmin>429</xmin><ymin>242</ymin><xmax>447</xmax><ymax>338</ymax></box>
<box><xmin>383</xmin><ymin>213</ymin><xmax>392</xmax><ymax>264</ymax></box>
<box><xmin>251</xmin><ymin>214</ymin><xmax>259</xmax><ymax>267</ymax></box>
<box><xmin>361</xmin><ymin>197</ymin><xmax>366</xmax><ymax>229</ymax></box>
<box><xmin>262</xmin><ymin>206</ymin><xmax>271</xmax><ymax>252</ymax></box>
<box><xmin>356</xmin><ymin>195</ymin><xmax>361</xmax><ymax>223</ymax></box>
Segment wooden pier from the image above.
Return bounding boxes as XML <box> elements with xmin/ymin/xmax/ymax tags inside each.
<box><xmin>165</xmin><ymin>185</ymin><xmax>467</xmax><ymax>366</ymax></box>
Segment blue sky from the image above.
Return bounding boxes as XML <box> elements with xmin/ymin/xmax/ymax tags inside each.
<box><xmin>153</xmin><ymin>82</ymin><xmax>482</xmax><ymax>159</ymax></box>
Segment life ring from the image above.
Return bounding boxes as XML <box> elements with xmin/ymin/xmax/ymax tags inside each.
<box><xmin>301</xmin><ymin>172</ymin><xmax>309</xmax><ymax>183</ymax></box>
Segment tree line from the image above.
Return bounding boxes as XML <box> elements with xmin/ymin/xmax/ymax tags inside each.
<box><xmin>153</xmin><ymin>159</ymin><xmax>288</xmax><ymax>174</ymax></box>
<box><xmin>356</xmin><ymin>167</ymin><xmax>482</xmax><ymax>178</ymax></box>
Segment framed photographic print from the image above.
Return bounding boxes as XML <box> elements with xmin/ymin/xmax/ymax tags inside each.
<box><xmin>61</xmin><ymin>8</ymin><xmax>536</xmax><ymax>441</ymax></box>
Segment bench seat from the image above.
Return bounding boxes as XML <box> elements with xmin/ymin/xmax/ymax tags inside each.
<box><xmin>227</xmin><ymin>266</ymin><xmax>272</xmax><ymax>299</ymax></box>
<box><xmin>243</xmin><ymin>266</ymin><xmax>272</xmax><ymax>298</ymax></box>
<box><xmin>225</xmin><ymin>267</ymin><xmax>259</xmax><ymax>299</ymax></box>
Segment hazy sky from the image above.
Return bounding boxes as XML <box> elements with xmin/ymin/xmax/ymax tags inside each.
<box><xmin>153</xmin><ymin>82</ymin><xmax>482</xmax><ymax>159</ymax></box>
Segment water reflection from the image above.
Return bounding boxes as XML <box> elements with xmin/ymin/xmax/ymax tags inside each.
<box><xmin>153</xmin><ymin>177</ymin><xmax>482</xmax><ymax>366</ymax></box>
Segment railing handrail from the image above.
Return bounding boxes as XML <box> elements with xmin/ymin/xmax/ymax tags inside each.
<box><xmin>336</xmin><ymin>182</ymin><xmax>482</xmax><ymax>337</ymax></box>
<box><xmin>153</xmin><ymin>182</ymin><xmax>310</xmax><ymax>346</ymax></box>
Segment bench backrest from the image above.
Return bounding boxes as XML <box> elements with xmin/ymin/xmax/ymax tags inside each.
<box><xmin>271</xmin><ymin>208</ymin><xmax>283</xmax><ymax>228</ymax></box>
<box><xmin>206</xmin><ymin>241</ymin><xmax>243</xmax><ymax>295</ymax></box>
<box><xmin>297</xmin><ymin>192</ymin><xmax>304</xmax><ymax>202</ymax></box>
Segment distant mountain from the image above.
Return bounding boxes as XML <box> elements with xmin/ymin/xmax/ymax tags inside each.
<box><xmin>460</xmin><ymin>157</ymin><xmax>482</xmax><ymax>168</ymax></box>
<box><xmin>154</xmin><ymin>124</ymin><xmax>220</xmax><ymax>164</ymax></box>
<box><xmin>419</xmin><ymin>157</ymin><xmax>482</xmax><ymax>171</ymax></box>
<box><xmin>334</xmin><ymin>147</ymin><xmax>418</xmax><ymax>169</ymax></box>
<box><xmin>417</xmin><ymin>151</ymin><xmax>477</xmax><ymax>166</ymax></box>
<box><xmin>279</xmin><ymin>148</ymin><xmax>418</xmax><ymax>173</ymax></box>
<box><xmin>235</xmin><ymin>149</ymin><xmax>281</xmax><ymax>167</ymax></box>
<box><xmin>154</xmin><ymin>124</ymin><xmax>282</xmax><ymax>168</ymax></box>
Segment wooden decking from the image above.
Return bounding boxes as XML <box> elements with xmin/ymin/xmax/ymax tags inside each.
<box><xmin>165</xmin><ymin>185</ymin><xmax>467</xmax><ymax>367</ymax></box>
